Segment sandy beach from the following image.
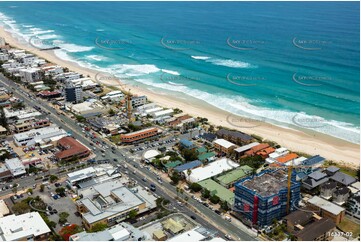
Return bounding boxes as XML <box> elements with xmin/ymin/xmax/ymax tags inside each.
<box><xmin>0</xmin><ymin>26</ymin><xmax>359</xmax><ymax>168</ymax></box>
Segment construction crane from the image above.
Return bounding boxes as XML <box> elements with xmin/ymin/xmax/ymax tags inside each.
<box><xmin>260</xmin><ymin>164</ymin><xmax>330</xmax><ymax>214</ymax></box>
<box><xmin>116</xmin><ymin>84</ymin><xmax>134</xmax><ymax>122</ymax></box>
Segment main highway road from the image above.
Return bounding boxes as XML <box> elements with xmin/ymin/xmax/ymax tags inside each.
<box><xmin>0</xmin><ymin>74</ymin><xmax>257</xmax><ymax>241</ymax></box>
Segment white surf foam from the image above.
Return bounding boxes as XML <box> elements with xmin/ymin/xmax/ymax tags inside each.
<box><xmin>191</xmin><ymin>55</ymin><xmax>211</xmax><ymax>60</ymax></box>
<box><xmin>57</xmin><ymin>43</ymin><xmax>94</xmax><ymax>52</ymax></box>
<box><xmin>133</xmin><ymin>77</ymin><xmax>360</xmax><ymax>144</ymax></box>
<box><xmin>85</xmin><ymin>55</ymin><xmax>110</xmax><ymax>62</ymax></box>
<box><xmin>161</xmin><ymin>69</ymin><xmax>180</xmax><ymax>75</ymax></box>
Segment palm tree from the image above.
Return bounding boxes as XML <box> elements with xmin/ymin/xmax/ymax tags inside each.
<box><xmin>176</xmin><ymin>187</ymin><xmax>180</xmax><ymax>198</ymax></box>
<box><xmin>179</xmin><ymin>188</ymin><xmax>184</xmax><ymax>199</ymax></box>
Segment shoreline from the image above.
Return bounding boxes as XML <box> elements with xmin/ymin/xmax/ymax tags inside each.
<box><xmin>0</xmin><ymin>26</ymin><xmax>359</xmax><ymax>168</ymax></box>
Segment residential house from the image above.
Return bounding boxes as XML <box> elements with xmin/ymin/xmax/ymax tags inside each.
<box><xmin>216</xmin><ymin>128</ymin><xmax>253</xmax><ymax>145</ymax></box>
<box><xmin>330</xmin><ymin>171</ymin><xmax>356</xmax><ymax>187</ymax></box>
<box><xmin>213</xmin><ymin>139</ymin><xmax>237</xmax><ymax>155</ymax></box>
<box><xmin>284</xmin><ymin>210</ymin><xmax>335</xmax><ymax>241</ymax></box>
<box><xmin>320</xmin><ymin>181</ymin><xmax>337</xmax><ymax>200</ymax></box>
<box><xmin>307</xmin><ymin>196</ymin><xmax>345</xmax><ymax>225</ymax></box>
<box><xmin>332</xmin><ymin>187</ymin><xmax>350</xmax><ymax>205</ymax></box>
<box><xmin>302</xmin><ymin>170</ymin><xmax>329</xmax><ymax>191</ymax></box>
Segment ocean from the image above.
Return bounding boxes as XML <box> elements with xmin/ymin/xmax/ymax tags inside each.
<box><xmin>0</xmin><ymin>1</ymin><xmax>359</xmax><ymax>143</ymax></box>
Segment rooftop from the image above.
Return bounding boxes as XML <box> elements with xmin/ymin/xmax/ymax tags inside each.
<box><xmin>308</xmin><ymin>170</ymin><xmax>327</xmax><ymax>180</ymax></box>
<box><xmin>174</xmin><ymin>160</ymin><xmax>202</xmax><ymax>173</ymax></box>
<box><xmin>197</xmin><ymin>179</ymin><xmax>235</xmax><ymax>204</ymax></box>
<box><xmin>296</xmin><ymin>218</ymin><xmax>335</xmax><ymax>241</ymax></box>
<box><xmin>216</xmin><ymin>129</ymin><xmax>253</xmax><ymax>142</ymax></box>
<box><xmin>198</xmin><ymin>152</ymin><xmax>215</xmax><ymax>161</ymax></box>
<box><xmin>0</xmin><ymin>200</ymin><xmax>9</xmax><ymax>218</ymax></box>
<box><xmin>78</xmin><ymin>181</ymin><xmax>155</xmax><ymax>225</ymax></box>
<box><xmin>307</xmin><ymin>196</ymin><xmax>345</xmax><ymax>215</ymax></box>
<box><xmin>180</xmin><ymin>139</ymin><xmax>194</xmax><ymax>148</ymax></box>
<box><xmin>334</xmin><ymin>187</ymin><xmax>350</xmax><ymax>196</ymax></box>
<box><xmin>330</xmin><ymin>171</ymin><xmax>356</xmax><ymax>186</ymax></box>
<box><xmin>214</xmin><ymin>139</ymin><xmax>236</xmax><ymax>149</ymax></box>
<box><xmin>239</xmin><ymin>170</ymin><xmax>290</xmax><ymax>197</ymax></box>
<box><xmin>234</xmin><ymin>142</ymin><xmax>260</xmax><ymax>153</ymax></box>
<box><xmin>245</xmin><ymin>143</ymin><xmax>270</xmax><ymax>155</ymax></box>
<box><xmin>185</xmin><ymin>158</ymin><xmax>239</xmax><ymax>183</ymax></box>
<box><xmin>55</xmin><ymin>136</ymin><xmax>89</xmax><ymax>160</ymax></box>
<box><xmin>142</xmin><ymin>149</ymin><xmax>161</xmax><ymax>160</ymax></box>
<box><xmin>284</xmin><ymin>210</ymin><xmax>314</xmax><ymax>225</ymax></box>
<box><xmin>215</xmin><ymin>165</ymin><xmax>253</xmax><ymax>186</ymax></box>
<box><xmin>301</xmin><ymin>155</ymin><xmax>325</xmax><ymax>166</ymax></box>
<box><xmin>13</xmin><ymin>125</ymin><xmax>67</xmax><ymax>143</ymax></box>
<box><xmin>164</xmin><ymin>160</ymin><xmax>182</xmax><ymax>169</ymax></box>
<box><xmin>168</xmin><ymin>228</ymin><xmax>206</xmax><ymax>241</ymax></box>
<box><xmin>276</xmin><ymin>153</ymin><xmax>298</xmax><ymax>163</ymax></box>
<box><xmin>326</xmin><ymin>166</ymin><xmax>340</xmax><ymax>173</ymax></box>
<box><xmin>122</xmin><ymin>127</ymin><xmax>158</xmax><ymax>136</ymax></box>
<box><xmin>321</xmin><ymin>181</ymin><xmax>337</xmax><ymax>190</ymax></box>
<box><xmin>0</xmin><ymin>212</ymin><xmax>50</xmax><ymax>241</ymax></box>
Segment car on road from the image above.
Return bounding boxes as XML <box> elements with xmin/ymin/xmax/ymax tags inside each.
<box><xmin>142</xmin><ymin>177</ymin><xmax>147</xmax><ymax>182</ymax></box>
<box><xmin>113</xmin><ymin>158</ymin><xmax>117</xmax><ymax>162</ymax></box>
<box><xmin>150</xmin><ymin>184</ymin><xmax>156</xmax><ymax>191</ymax></box>
<box><xmin>224</xmin><ymin>234</ymin><xmax>233</xmax><ymax>240</ymax></box>
<box><xmin>190</xmin><ymin>215</ymin><xmax>196</xmax><ymax>220</ymax></box>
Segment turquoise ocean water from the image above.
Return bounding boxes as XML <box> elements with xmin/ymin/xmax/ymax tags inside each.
<box><xmin>0</xmin><ymin>2</ymin><xmax>359</xmax><ymax>143</ymax></box>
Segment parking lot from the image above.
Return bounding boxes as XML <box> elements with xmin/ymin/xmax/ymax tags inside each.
<box><xmin>7</xmin><ymin>181</ymin><xmax>82</xmax><ymax>232</ymax></box>
<box><xmin>129</xmin><ymin>137</ymin><xmax>178</xmax><ymax>153</ymax></box>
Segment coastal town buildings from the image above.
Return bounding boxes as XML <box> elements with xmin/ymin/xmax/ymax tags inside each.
<box><xmin>65</xmin><ymin>80</ymin><xmax>83</xmax><ymax>103</ymax></box>
<box><xmin>284</xmin><ymin>210</ymin><xmax>336</xmax><ymax>241</ymax></box>
<box><xmin>76</xmin><ymin>180</ymin><xmax>156</xmax><ymax>230</ymax></box>
<box><xmin>18</xmin><ymin>67</ymin><xmax>42</xmax><ymax>83</ymax></box>
<box><xmin>234</xmin><ymin>170</ymin><xmax>301</xmax><ymax>227</ymax></box>
<box><xmin>120</xmin><ymin>127</ymin><xmax>159</xmax><ymax>143</ymax></box>
<box><xmin>69</xmin><ymin>222</ymin><xmax>145</xmax><ymax>241</ymax></box>
<box><xmin>213</xmin><ymin>139</ymin><xmax>237</xmax><ymax>155</ymax></box>
<box><xmin>216</xmin><ymin>129</ymin><xmax>253</xmax><ymax>145</ymax></box>
<box><xmin>307</xmin><ymin>196</ymin><xmax>345</xmax><ymax>225</ymax></box>
<box><xmin>68</xmin><ymin>99</ymin><xmax>108</xmax><ymax>118</ymax></box>
<box><xmin>184</xmin><ymin>158</ymin><xmax>239</xmax><ymax>183</ymax></box>
<box><xmin>66</xmin><ymin>164</ymin><xmax>121</xmax><ymax>188</ymax></box>
<box><xmin>129</xmin><ymin>95</ymin><xmax>147</xmax><ymax>108</ymax></box>
<box><xmin>13</xmin><ymin>125</ymin><xmax>68</xmax><ymax>146</ymax></box>
<box><xmin>0</xmin><ymin>212</ymin><xmax>51</xmax><ymax>241</ymax></box>
<box><xmin>55</xmin><ymin>136</ymin><xmax>90</xmax><ymax>162</ymax></box>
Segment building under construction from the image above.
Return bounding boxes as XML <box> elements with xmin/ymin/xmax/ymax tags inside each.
<box><xmin>234</xmin><ymin>169</ymin><xmax>301</xmax><ymax>227</ymax></box>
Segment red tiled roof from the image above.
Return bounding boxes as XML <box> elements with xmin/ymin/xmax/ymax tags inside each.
<box><xmin>256</xmin><ymin>147</ymin><xmax>275</xmax><ymax>157</ymax></box>
<box><xmin>169</xmin><ymin>115</ymin><xmax>192</xmax><ymax>126</ymax></box>
<box><xmin>55</xmin><ymin>137</ymin><xmax>89</xmax><ymax>160</ymax></box>
<box><xmin>277</xmin><ymin>153</ymin><xmax>299</xmax><ymax>163</ymax></box>
<box><xmin>245</xmin><ymin>143</ymin><xmax>270</xmax><ymax>156</ymax></box>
